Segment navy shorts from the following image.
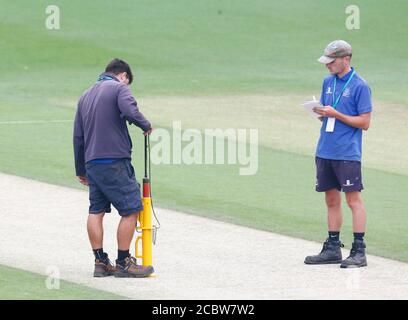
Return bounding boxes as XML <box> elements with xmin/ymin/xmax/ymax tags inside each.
<box><xmin>315</xmin><ymin>157</ymin><xmax>363</xmax><ymax>193</ymax></box>
<box><xmin>85</xmin><ymin>159</ymin><xmax>143</xmax><ymax>216</ymax></box>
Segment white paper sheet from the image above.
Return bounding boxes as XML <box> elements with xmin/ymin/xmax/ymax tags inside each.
<box><xmin>301</xmin><ymin>98</ymin><xmax>324</xmax><ymax>118</ymax></box>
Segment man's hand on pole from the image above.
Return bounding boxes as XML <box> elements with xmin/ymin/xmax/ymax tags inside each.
<box><xmin>144</xmin><ymin>127</ymin><xmax>153</xmax><ymax>136</ymax></box>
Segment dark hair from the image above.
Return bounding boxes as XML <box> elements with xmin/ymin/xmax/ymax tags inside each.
<box><xmin>105</xmin><ymin>58</ymin><xmax>133</xmax><ymax>84</ymax></box>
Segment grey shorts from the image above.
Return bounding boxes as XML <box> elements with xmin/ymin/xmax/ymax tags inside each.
<box><xmin>315</xmin><ymin>157</ymin><xmax>364</xmax><ymax>193</ymax></box>
<box><xmin>85</xmin><ymin>159</ymin><xmax>143</xmax><ymax>216</ymax></box>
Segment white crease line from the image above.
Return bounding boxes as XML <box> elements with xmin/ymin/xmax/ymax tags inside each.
<box><xmin>0</xmin><ymin>120</ymin><xmax>73</xmax><ymax>125</ymax></box>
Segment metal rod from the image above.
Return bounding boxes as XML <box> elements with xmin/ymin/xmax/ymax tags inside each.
<box><xmin>144</xmin><ymin>135</ymin><xmax>148</xmax><ymax>179</ymax></box>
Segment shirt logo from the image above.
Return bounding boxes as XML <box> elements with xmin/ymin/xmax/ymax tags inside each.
<box><xmin>343</xmin><ymin>87</ymin><xmax>351</xmax><ymax>97</ymax></box>
<box><xmin>326</xmin><ymin>87</ymin><xmax>332</xmax><ymax>94</ymax></box>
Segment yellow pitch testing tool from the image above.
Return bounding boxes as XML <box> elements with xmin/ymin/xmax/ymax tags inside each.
<box><xmin>135</xmin><ymin>135</ymin><xmax>160</xmax><ymax>276</ymax></box>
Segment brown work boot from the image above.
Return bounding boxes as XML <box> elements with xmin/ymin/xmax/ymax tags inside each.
<box><xmin>114</xmin><ymin>256</ymin><xmax>154</xmax><ymax>278</ymax></box>
<box><xmin>94</xmin><ymin>254</ymin><xmax>115</xmax><ymax>277</ymax></box>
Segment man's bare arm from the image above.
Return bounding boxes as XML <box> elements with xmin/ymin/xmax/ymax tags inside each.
<box><xmin>313</xmin><ymin>106</ymin><xmax>371</xmax><ymax>130</ymax></box>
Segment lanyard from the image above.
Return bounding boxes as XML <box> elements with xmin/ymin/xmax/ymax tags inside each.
<box><xmin>97</xmin><ymin>75</ymin><xmax>114</xmax><ymax>82</ymax></box>
<box><xmin>332</xmin><ymin>69</ymin><xmax>355</xmax><ymax>108</ymax></box>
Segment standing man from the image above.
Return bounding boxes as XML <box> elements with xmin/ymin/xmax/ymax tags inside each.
<box><xmin>73</xmin><ymin>58</ymin><xmax>154</xmax><ymax>277</ymax></box>
<box><xmin>304</xmin><ymin>40</ymin><xmax>372</xmax><ymax>268</ymax></box>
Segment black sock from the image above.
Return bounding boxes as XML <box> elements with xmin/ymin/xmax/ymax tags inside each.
<box><xmin>118</xmin><ymin>249</ymin><xmax>130</xmax><ymax>262</ymax></box>
<box><xmin>354</xmin><ymin>232</ymin><xmax>365</xmax><ymax>242</ymax></box>
<box><xmin>328</xmin><ymin>231</ymin><xmax>340</xmax><ymax>242</ymax></box>
<box><xmin>93</xmin><ymin>248</ymin><xmax>105</xmax><ymax>260</ymax></box>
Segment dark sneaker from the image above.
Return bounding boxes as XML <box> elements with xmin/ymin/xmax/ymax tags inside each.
<box><xmin>114</xmin><ymin>256</ymin><xmax>154</xmax><ymax>278</ymax></box>
<box><xmin>340</xmin><ymin>240</ymin><xmax>367</xmax><ymax>268</ymax></box>
<box><xmin>94</xmin><ymin>254</ymin><xmax>115</xmax><ymax>277</ymax></box>
<box><xmin>304</xmin><ymin>238</ymin><xmax>344</xmax><ymax>265</ymax></box>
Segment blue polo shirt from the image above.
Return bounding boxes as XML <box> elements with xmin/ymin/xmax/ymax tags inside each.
<box><xmin>316</xmin><ymin>68</ymin><xmax>372</xmax><ymax>162</ymax></box>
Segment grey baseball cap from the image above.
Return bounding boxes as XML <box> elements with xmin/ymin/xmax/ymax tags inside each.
<box><xmin>318</xmin><ymin>40</ymin><xmax>352</xmax><ymax>64</ymax></box>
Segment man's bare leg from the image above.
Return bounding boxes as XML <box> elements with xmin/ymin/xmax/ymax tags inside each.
<box><xmin>117</xmin><ymin>212</ymin><xmax>139</xmax><ymax>253</ymax></box>
<box><xmin>341</xmin><ymin>191</ymin><xmax>368</xmax><ymax>268</ymax></box>
<box><xmin>326</xmin><ymin>188</ymin><xmax>343</xmax><ymax>233</ymax></box>
<box><xmin>87</xmin><ymin>212</ymin><xmax>115</xmax><ymax>276</ymax></box>
<box><xmin>87</xmin><ymin>212</ymin><xmax>105</xmax><ymax>250</ymax></box>
<box><xmin>345</xmin><ymin>191</ymin><xmax>366</xmax><ymax>233</ymax></box>
<box><xmin>304</xmin><ymin>188</ymin><xmax>343</xmax><ymax>264</ymax></box>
